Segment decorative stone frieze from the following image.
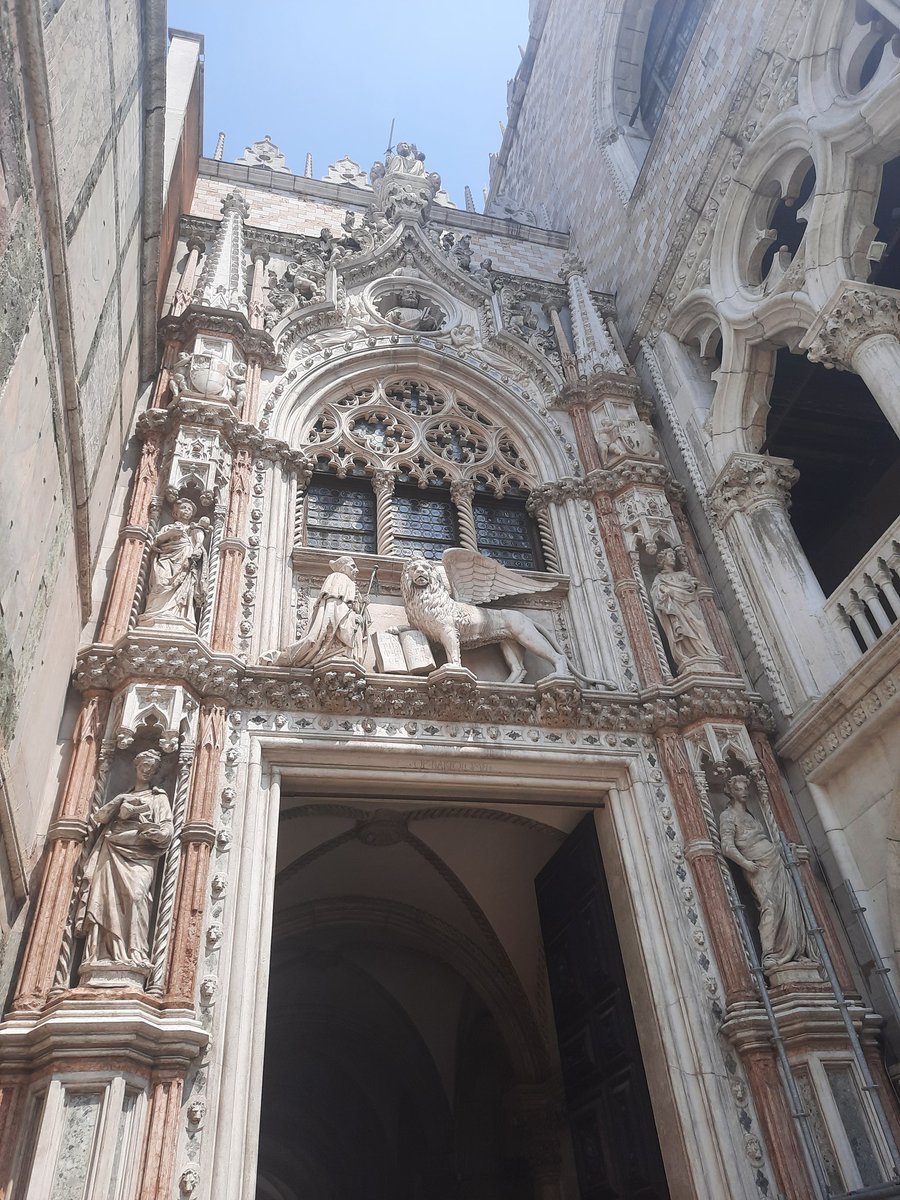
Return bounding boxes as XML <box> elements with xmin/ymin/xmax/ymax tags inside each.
<box><xmin>803</xmin><ymin>281</ymin><xmax>900</xmax><ymax>370</ymax></box>
<box><xmin>157</xmin><ymin>307</ymin><xmax>280</xmax><ymax>372</ymax></box>
<box><xmin>708</xmin><ymin>452</ymin><xmax>798</xmax><ymax>524</ymax></box>
<box><xmin>551</xmin><ymin>371</ymin><xmax>641</xmax><ymax>412</ymax></box>
<box><xmin>137</xmin><ymin>401</ymin><xmax>312</xmax><ymax>484</ymax></box>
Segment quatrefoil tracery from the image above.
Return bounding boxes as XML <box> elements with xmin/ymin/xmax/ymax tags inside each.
<box><xmin>299</xmin><ymin>378</ymin><xmax>534</xmax><ymax>496</ymax></box>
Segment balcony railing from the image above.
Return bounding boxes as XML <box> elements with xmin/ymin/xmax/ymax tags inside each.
<box><xmin>824</xmin><ymin>514</ymin><xmax>900</xmax><ymax>655</ymax></box>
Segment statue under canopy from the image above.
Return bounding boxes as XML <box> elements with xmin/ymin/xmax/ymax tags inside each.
<box><xmin>719</xmin><ymin>775</ymin><xmax>815</xmax><ymax>974</ymax></box>
<box><xmin>75</xmin><ymin>749</ymin><xmax>174</xmax><ymax>985</ymax></box>
<box><xmin>138</xmin><ymin>497</ymin><xmax>208</xmax><ymax>632</ymax></box>
<box><xmin>650</xmin><ymin>547</ymin><xmax>720</xmax><ymax>670</ymax></box>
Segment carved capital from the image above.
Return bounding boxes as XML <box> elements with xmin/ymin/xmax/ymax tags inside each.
<box><xmin>709</xmin><ymin>453</ymin><xmax>798</xmax><ymax>524</ymax></box>
<box><xmin>449</xmin><ymin>478</ymin><xmax>475</xmax><ymax>504</ymax></box>
<box><xmin>802</xmin><ymin>281</ymin><xmax>900</xmax><ymax>369</ymax></box>
<box><xmin>371</xmin><ymin>469</ymin><xmax>396</xmax><ymax>499</ymax></box>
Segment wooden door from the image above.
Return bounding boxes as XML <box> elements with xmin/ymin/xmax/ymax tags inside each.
<box><xmin>535</xmin><ymin>814</ymin><xmax>669</xmax><ymax>1200</ymax></box>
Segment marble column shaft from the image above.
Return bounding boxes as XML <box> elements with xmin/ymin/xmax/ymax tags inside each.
<box><xmin>13</xmin><ymin>693</ymin><xmax>109</xmax><ymax>1010</ymax></box>
<box><xmin>99</xmin><ymin>433</ymin><xmax>162</xmax><ymax>644</ymax></box>
<box><xmin>165</xmin><ymin>702</ymin><xmax>225</xmax><ymax>1002</ymax></box>
<box><xmin>211</xmin><ymin>448</ymin><xmax>252</xmax><ymax>652</ymax></box>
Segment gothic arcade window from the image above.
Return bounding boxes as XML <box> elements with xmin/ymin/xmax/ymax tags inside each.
<box><xmin>638</xmin><ymin>0</ymin><xmax>704</xmax><ymax>136</ymax></box>
<box><xmin>297</xmin><ymin>377</ymin><xmax>550</xmax><ymax>572</ymax></box>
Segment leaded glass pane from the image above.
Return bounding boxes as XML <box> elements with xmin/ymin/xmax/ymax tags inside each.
<box><xmin>474</xmin><ymin>499</ymin><xmax>539</xmax><ymax>571</ymax></box>
<box><xmin>306</xmin><ymin>479</ymin><xmax>376</xmax><ymax>554</ymax></box>
<box><xmin>826</xmin><ymin>1065</ymin><xmax>885</xmax><ymax>1187</ymax></box>
<box><xmin>392</xmin><ymin>492</ymin><xmax>457</xmax><ymax>560</ymax></box>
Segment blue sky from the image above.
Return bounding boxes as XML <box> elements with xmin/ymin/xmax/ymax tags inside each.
<box><xmin>167</xmin><ymin>0</ymin><xmax>528</xmax><ymax>208</ymax></box>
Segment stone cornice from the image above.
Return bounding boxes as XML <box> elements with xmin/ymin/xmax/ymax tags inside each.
<box><xmin>708</xmin><ymin>453</ymin><xmax>798</xmax><ymax>525</ymax></box>
<box><xmin>0</xmin><ymin>998</ymin><xmax>208</xmax><ymax>1073</ymax></box>
<box><xmin>158</xmin><ymin>303</ymin><xmax>280</xmax><ymax>368</ymax></box>
<box><xmin>550</xmin><ymin>372</ymin><xmax>641</xmax><ymax>411</ymax></box>
<box><xmin>136</xmin><ymin>400</ymin><xmax>312</xmax><ymax>481</ymax></box>
<box><xmin>527</xmin><ymin>461</ymin><xmax>679</xmax><ymax>510</ymax></box>
<box><xmin>72</xmin><ymin>633</ymin><xmax>768</xmax><ymax>733</ymax></box>
<box><xmin>776</xmin><ymin>622</ymin><xmax>900</xmax><ymax>777</ymax></box>
<box><xmin>801</xmin><ymin>281</ymin><xmax>900</xmax><ymax>370</ymax></box>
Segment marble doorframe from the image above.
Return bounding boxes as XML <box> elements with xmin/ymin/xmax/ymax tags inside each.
<box><xmin>199</xmin><ymin>727</ymin><xmax>763</xmax><ymax>1200</ymax></box>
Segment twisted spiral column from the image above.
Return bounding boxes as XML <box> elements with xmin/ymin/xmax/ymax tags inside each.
<box><xmin>450</xmin><ymin>479</ymin><xmax>477</xmax><ymax>550</ymax></box>
<box><xmin>372</xmin><ymin>470</ymin><xmax>396</xmax><ymax>556</ymax></box>
<box><xmin>147</xmin><ymin>739</ymin><xmax>196</xmax><ymax>993</ymax></box>
<box><xmin>529</xmin><ymin>498</ymin><xmax>560</xmax><ymax>572</ymax></box>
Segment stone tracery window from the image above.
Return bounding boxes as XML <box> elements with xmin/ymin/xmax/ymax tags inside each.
<box><xmin>297</xmin><ymin>377</ymin><xmax>551</xmax><ymax>570</ymax></box>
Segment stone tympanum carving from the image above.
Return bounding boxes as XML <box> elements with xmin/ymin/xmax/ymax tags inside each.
<box><xmin>650</xmin><ymin>548</ymin><xmax>720</xmax><ymax>671</ymax></box>
<box><xmin>262</xmin><ymin>556</ymin><xmax>370</xmax><ymax>667</ymax></box>
<box><xmin>138</xmin><ymin>499</ymin><xmax>208</xmax><ymax>633</ymax></box>
<box><xmin>75</xmin><ymin>749</ymin><xmax>174</xmax><ymax>988</ymax></box>
<box><xmin>377</xmin><ymin>287</ymin><xmax>445</xmax><ymax>332</ymax></box>
<box><xmin>399</xmin><ymin>548</ymin><xmax>611</xmax><ymax>686</ymax></box>
<box><xmin>719</xmin><ymin>776</ymin><xmax>814</xmax><ymax>974</ymax></box>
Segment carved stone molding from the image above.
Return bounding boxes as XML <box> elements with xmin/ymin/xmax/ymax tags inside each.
<box><xmin>802</xmin><ymin>281</ymin><xmax>900</xmax><ymax>370</ymax></box>
<box><xmin>551</xmin><ymin>371</ymin><xmax>641</xmax><ymax>411</ymax></box>
<box><xmin>137</xmin><ymin>402</ymin><xmax>312</xmax><ymax>484</ymax></box>
<box><xmin>73</xmin><ymin>634</ymin><xmax>770</xmax><ymax>732</ymax></box>
<box><xmin>158</xmin><ymin>306</ymin><xmax>280</xmax><ymax>369</ymax></box>
<box><xmin>526</xmin><ymin>461</ymin><xmax>674</xmax><ymax>512</ymax></box>
<box><xmin>708</xmin><ymin>453</ymin><xmax>798</xmax><ymax>525</ymax></box>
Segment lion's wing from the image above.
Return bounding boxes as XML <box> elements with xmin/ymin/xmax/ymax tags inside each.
<box><xmin>441</xmin><ymin>548</ymin><xmax>555</xmax><ymax>604</ymax></box>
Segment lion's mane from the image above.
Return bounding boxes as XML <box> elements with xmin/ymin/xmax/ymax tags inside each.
<box><xmin>400</xmin><ymin>559</ymin><xmax>467</xmax><ymax>642</ymax></box>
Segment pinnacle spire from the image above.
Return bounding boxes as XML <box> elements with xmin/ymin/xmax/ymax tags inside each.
<box><xmin>196</xmin><ymin>189</ymin><xmax>250</xmax><ymax>313</ymax></box>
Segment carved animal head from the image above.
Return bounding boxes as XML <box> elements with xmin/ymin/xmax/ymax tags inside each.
<box><xmin>401</xmin><ymin>554</ymin><xmax>436</xmax><ymax>594</ymax></box>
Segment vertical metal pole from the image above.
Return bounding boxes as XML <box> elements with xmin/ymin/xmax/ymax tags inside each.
<box><xmin>843</xmin><ymin>880</ymin><xmax>900</xmax><ymax>1033</ymax></box>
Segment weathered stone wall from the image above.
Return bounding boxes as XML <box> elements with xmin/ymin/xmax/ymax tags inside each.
<box><xmin>0</xmin><ymin>0</ymin><xmax>168</xmax><ymax>997</ymax></box>
<box><xmin>492</xmin><ymin>0</ymin><xmax>778</xmax><ymax>337</ymax></box>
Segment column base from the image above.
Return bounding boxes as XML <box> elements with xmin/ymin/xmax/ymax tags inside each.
<box><xmin>79</xmin><ymin>961</ymin><xmax>150</xmax><ymax>989</ymax></box>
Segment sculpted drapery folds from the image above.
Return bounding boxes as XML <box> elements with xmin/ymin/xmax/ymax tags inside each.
<box><xmin>263</xmin><ymin>556</ymin><xmax>369</xmax><ymax>667</ymax></box>
<box><xmin>650</xmin><ymin>547</ymin><xmax>719</xmax><ymax>669</ymax></box>
<box><xmin>75</xmin><ymin>749</ymin><xmax>174</xmax><ymax>982</ymax></box>
<box><xmin>139</xmin><ymin>498</ymin><xmax>208</xmax><ymax>630</ymax></box>
<box><xmin>718</xmin><ymin>776</ymin><xmax>814</xmax><ymax>974</ymax></box>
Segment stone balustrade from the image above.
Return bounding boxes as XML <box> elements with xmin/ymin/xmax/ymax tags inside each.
<box><xmin>825</xmin><ymin>514</ymin><xmax>900</xmax><ymax>653</ymax></box>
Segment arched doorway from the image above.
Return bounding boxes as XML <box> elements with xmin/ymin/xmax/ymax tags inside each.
<box><xmin>254</xmin><ymin>796</ymin><xmax>671</xmax><ymax>1200</ymax></box>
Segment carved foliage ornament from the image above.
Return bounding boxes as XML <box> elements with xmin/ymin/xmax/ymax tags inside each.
<box><xmin>804</xmin><ymin>283</ymin><xmax>900</xmax><ymax>369</ymax></box>
<box><xmin>708</xmin><ymin>453</ymin><xmax>798</xmax><ymax>525</ymax></box>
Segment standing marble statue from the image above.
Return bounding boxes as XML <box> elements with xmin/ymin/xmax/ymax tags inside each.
<box><xmin>650</xmin><ymin>547</ymin><xmax>719</xmax><ymax>669</ymax></box>
<box><xmin>262</xmin><ymin>556</ymin><xmax>369</xmax><ymax>667</ymax></box>
<box><xmin>75</xmin><ymin>749</ymin><xmax>174</xmax><ymax>984</ymax></box>
<box><xmin>719</xmin><ymin>776</ymin><xmax>813</xmax><ymax>973</ymax></box>
<box><xmin>138</xmin><ymin>498</ymin><xmax>208</xmax><ymax>631</ymax></box>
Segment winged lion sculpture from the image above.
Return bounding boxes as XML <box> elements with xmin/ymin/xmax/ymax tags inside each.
<box><xmin>398</xmin><ymin>548</ymin><xmax>613</xmax><ymax>687</ymax></box>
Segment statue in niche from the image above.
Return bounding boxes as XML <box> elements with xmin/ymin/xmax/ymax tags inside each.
<box><xmin>380</xmin><ymin>287</ymin><xmax>443</xmax><ymax>332</ymax></box>
<box><xmin>719</xmin><ymin>776</ymin><xmax>815</xmax><ymax>973</ymax></box>
<box><xmin>75</xmin><ymin>749</ymin><xmax>174</xmax><ymax>984</ymax></box>
<box><xmin>649</xmin><ymin>547</ymin><xmax>719</xmax><ymax>670</ymax></box>
<box><xmin>596</xmin><ymin>416</ymin><xmax>660</xmax><ymax>465</ymax></box>
<box><xmin>138</xmin><ymin>498</ymin><xmax>208</xmax><ymax>632</ymax></box>
<box><xmin>398</xmin><ymin>548</ymin><xmax>613</xmax><ymax>686</ymax></box>
<box><xmin>262</xmin><ymin>555</ymin><xmax>370</xmax><ymax>667</ymax></box>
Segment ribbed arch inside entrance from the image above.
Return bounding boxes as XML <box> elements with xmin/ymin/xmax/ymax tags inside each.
<box><xmin>254</xmin><ymin>799</ymin><xmax>566</xmax><ymax>1200</ymax></box>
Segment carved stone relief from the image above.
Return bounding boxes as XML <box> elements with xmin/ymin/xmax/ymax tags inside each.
<box><xmin>650</xmin><ymin>547</ymin><xmax>722</xmax><ymax>672</ymax></box>
<box><xmin>75</xmin><ymin>749</ymin><xmax>175</xmax><ymax>988</ymax></box>
<box><xmin>137</xmin><ymin>498</ymin><xmax>209</xmax><ymax>634</ymax></box>
<box><xmin>262</xmin><ymin>556</ymin><xmax>370</xmax><ymax>667</ymax></box>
